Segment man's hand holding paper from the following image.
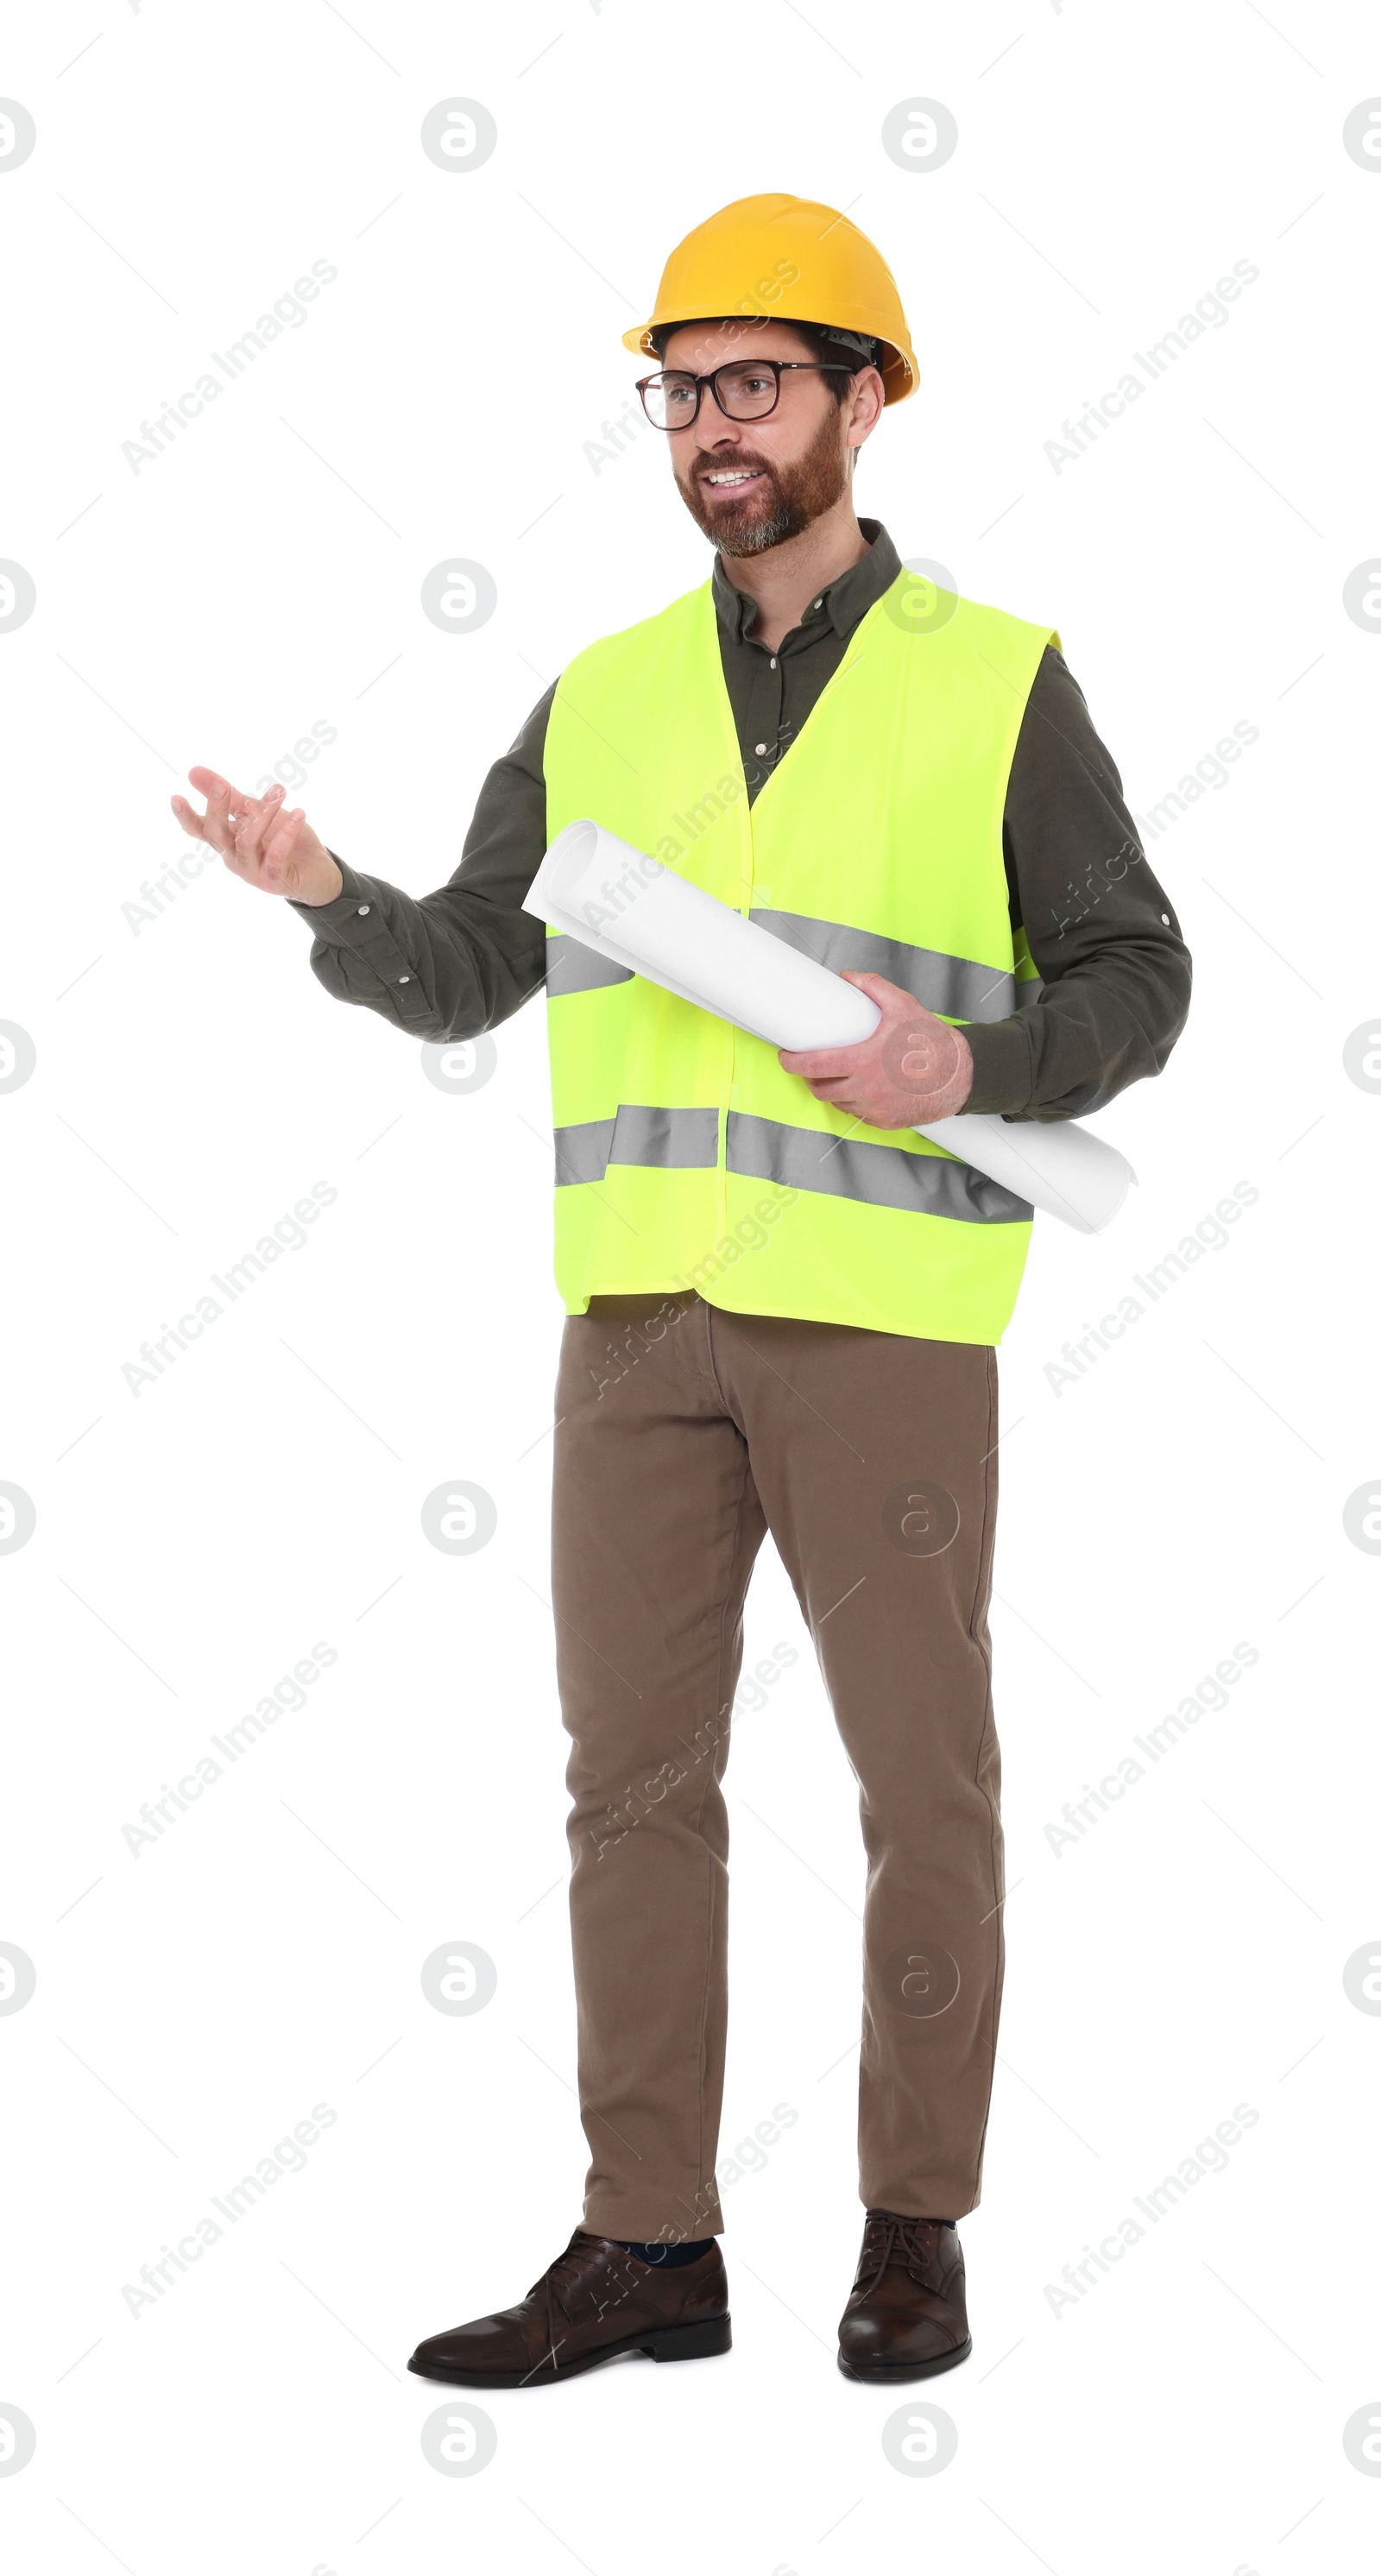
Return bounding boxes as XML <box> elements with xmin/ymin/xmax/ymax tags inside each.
<box><xmin>779</xmin><ymin>969</ymin><xmax>975</xmax><ymax>1127</ymax></box>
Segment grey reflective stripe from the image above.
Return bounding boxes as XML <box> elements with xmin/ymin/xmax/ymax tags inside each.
<box><xmin>545</xmin><ymin>932</ymin><xmax>634</xmax><ymax>996</ymax></box>
<box><xmin>748</xmin><ymin>908</ymin><xmax>1020</xmax><ymax>1024</ymax></box>
<box><xmin>556</xmin><ymin>1120</ymin><xmax>615</xmax><ymax>1185</ymax></box>
<box><xmin>547</xmin><ymin>919</ymin><xmax>1043</xmax><ymax>1015</ymax></box>
<box><xmin>726</xmin><ymin>1112</ymin><xmax>1032</xmax><ymax>1225</ymax></box>
<box><xmin>554</xmin><ymin>1105</ymin><xmax>721</xmax><ymax>1186</ymax></box>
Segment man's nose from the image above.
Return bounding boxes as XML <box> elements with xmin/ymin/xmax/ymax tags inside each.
<box><xmin>692</xmin><ymin>407</ymin><xmax>744</xmax><ymax>451</ymax></box>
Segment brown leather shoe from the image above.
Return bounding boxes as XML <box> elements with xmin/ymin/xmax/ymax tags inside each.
<box><xmin>408</xmin><ymin>2230</ymin><xmax>732</xmax><ymax>2388</ymax></box>
<box><xmin>837</xmin><ymin>2211</ymin><xmax>972</xmax><ymax>2381</ymax></box>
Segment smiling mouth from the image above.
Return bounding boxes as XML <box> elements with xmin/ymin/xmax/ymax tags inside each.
<box><xmin>700</xmin><ymin>467</ymin><xmax>767</xmax><ymax>492</ymax></box>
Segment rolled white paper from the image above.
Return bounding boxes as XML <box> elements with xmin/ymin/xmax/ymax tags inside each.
<box><xmin>532</xmin><ymin>818</ymin><xmax>875</xmax><ymax>1050</ymax></box>
<box><xmin>527</xmin><ymin>819</ymin><xmax>1135</xmax><ymax>1234</ymax></box>
<box><xmin>916</xmin><ymin>1108</ymin><xmax>1132</xmax><ymax>1234</ymax></box>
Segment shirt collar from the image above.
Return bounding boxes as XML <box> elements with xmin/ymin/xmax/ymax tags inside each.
<box><xmin>712</xmin><ymin>518</ymin><xmax>901</xmax><ymax>646</ymax></box>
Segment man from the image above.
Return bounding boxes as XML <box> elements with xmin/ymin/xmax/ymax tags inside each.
<box><xmin>173</xmin><ymin>194</ymin><xmax>1190</xmax><ymax>2386</ymax></box>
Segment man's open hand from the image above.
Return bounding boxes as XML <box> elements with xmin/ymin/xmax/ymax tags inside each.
<box><xmin>170</xmin><ymin>767</ymin><xmax>344</xmax><ymax>906</ymax></box>
<box><xmin>779</xmin><ymin>970</ymin><xmax>974</xmax><ymax>1127</ymax></box>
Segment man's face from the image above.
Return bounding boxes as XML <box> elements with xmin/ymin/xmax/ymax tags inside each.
<box><xmin>656</xmin><ymin>320</ymin><xmax>863</xmax><ymax>557</ymax></box>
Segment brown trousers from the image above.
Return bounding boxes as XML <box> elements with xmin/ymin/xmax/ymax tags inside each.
<box><xmin>552</xmin><ymin>1290</ymin><xmax>1005</xmax><ymax>2238</ymax></box>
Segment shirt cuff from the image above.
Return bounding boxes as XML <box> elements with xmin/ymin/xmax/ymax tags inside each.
<box><xmin>958</xmin><ymin>1018</ymin><xmax>1035</xmax><ymax>1117</ymax></box>
<box><xmin>289</xmin><ymin>852</ymin><xmax>436</xmax><ymax>1030</ymax></box>
<box><xmin>287</xmin><ymin>852</ymin><xmax>376</xmax><ymax>934</ymax></box>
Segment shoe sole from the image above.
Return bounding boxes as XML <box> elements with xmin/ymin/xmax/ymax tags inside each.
<box><xmin>407</xmin><ymin>2313</ymin><xmax>733</xmax><ymax>2389</ymax></box>
<box><xmin>836</xmin><ymin>2334</ymin><xmax>972</xmax><ymax>2383</ymax></box>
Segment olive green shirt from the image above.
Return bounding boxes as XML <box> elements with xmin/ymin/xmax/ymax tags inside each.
<box><xmin>292</xmin><ymin>521</ymin><xmax>1190</xmax><ymax>1120</ymax></box>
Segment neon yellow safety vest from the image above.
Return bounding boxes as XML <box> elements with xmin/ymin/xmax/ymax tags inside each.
<box><xmin>541</xmin><ymin>568</ymin><xmax>1059</xmax><ymax>1344</ymax></box>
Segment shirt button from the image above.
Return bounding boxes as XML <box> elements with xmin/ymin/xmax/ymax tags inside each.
<box><xmin>769</xmin><ymin>656</ymin><xmax>777</xmax><ymax>668</ymax></box>
<box><xmin>754</xmin><ymin>742</ymin><xmax>767</xmax><ymax>756</ymax></box>
<box><xmin>399</xmin><ymin>975</ymin><xmax>411</xmax><ymax>984</ymax></box>
<box><xmin>356</xmin><ymin>904</ymin><xmax>370</xmax><ymax>916</ymax></box>
<box><xmin>811</xmin><ymin>597</ymin><xmax>822</xmax><ymax>609</ymax></box>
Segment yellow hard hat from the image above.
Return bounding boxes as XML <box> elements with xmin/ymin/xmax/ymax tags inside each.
<box><xmin>622</xmin><ymin>193</ymin><xmax>918</xmax><ymax>404</ymax></box>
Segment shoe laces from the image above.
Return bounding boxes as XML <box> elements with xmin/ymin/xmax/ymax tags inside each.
<box><xmin>858</xmin><ymin>2211</ymin><xmax>942</xmax><ymax>2297</ymax></box>
<box><xmin>527</xmin><ymin>2235</ymin><xmax>633</xmax><ymax>2372</ymax></box>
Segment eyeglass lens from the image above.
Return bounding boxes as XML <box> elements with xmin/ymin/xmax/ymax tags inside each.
<box><xmin>642</xmin><ymin>362</ymin><xmax>782</xmax><ymax>428</ymax></box>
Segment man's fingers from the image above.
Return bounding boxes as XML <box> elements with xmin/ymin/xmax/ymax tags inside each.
<box><xmin>262</xmin><ymin>808</ymin><xmax>305</xmax><ymax>875</ymax></box>
<box><xmin>174</xmin><ymin>768</ymin><xmax>243</xmax><ymax>856</ymax></box>
<box><xmin>174</xmin><ymin>767</ymin><xmax>313</xmax><ymax>887</ymax></box>
<box><xmin>189</xmin><ymin>767</ymin><xmax>246</xmax><ymax>829</ymax></box>
<box><xmin>231</xmin><ymin>785</ymin><xmax>271</xmax><ymax>839</ymax></box>
<box><xmin>170</xmin><ymin>793</ymin><xmax>208</xmax><ymax>842</ymax></box>
<box><xmin>234</xmin><ymin>783</ymin><xmax>286</xmax><ymax>871</ymax></box>
<box><xmin>841</xmin><ymin>967</ymin><xmax>915</xmax><ymax>1012</ymax></box>
<box><xmin>779</xmin><ymin>1041</ymin><xmax>869</xmax><ymax>1078</ymax></box>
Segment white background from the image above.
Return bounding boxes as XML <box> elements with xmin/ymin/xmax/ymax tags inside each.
<box><xmin>2</xmin><ymin>2</ymin><xmax>1378</xmax><ymax>2570</ymax></box>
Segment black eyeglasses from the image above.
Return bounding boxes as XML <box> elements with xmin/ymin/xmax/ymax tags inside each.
<box><xmin>635</xmin><ymin>358</ymin><xmax>854</xmax><ymax>432</ymax></box>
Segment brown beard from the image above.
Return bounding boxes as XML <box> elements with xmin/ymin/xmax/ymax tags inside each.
<box><xmin>675</xmin><ymin>401</ymin><xmax>850</xmax><ymax>556</ymax></box>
